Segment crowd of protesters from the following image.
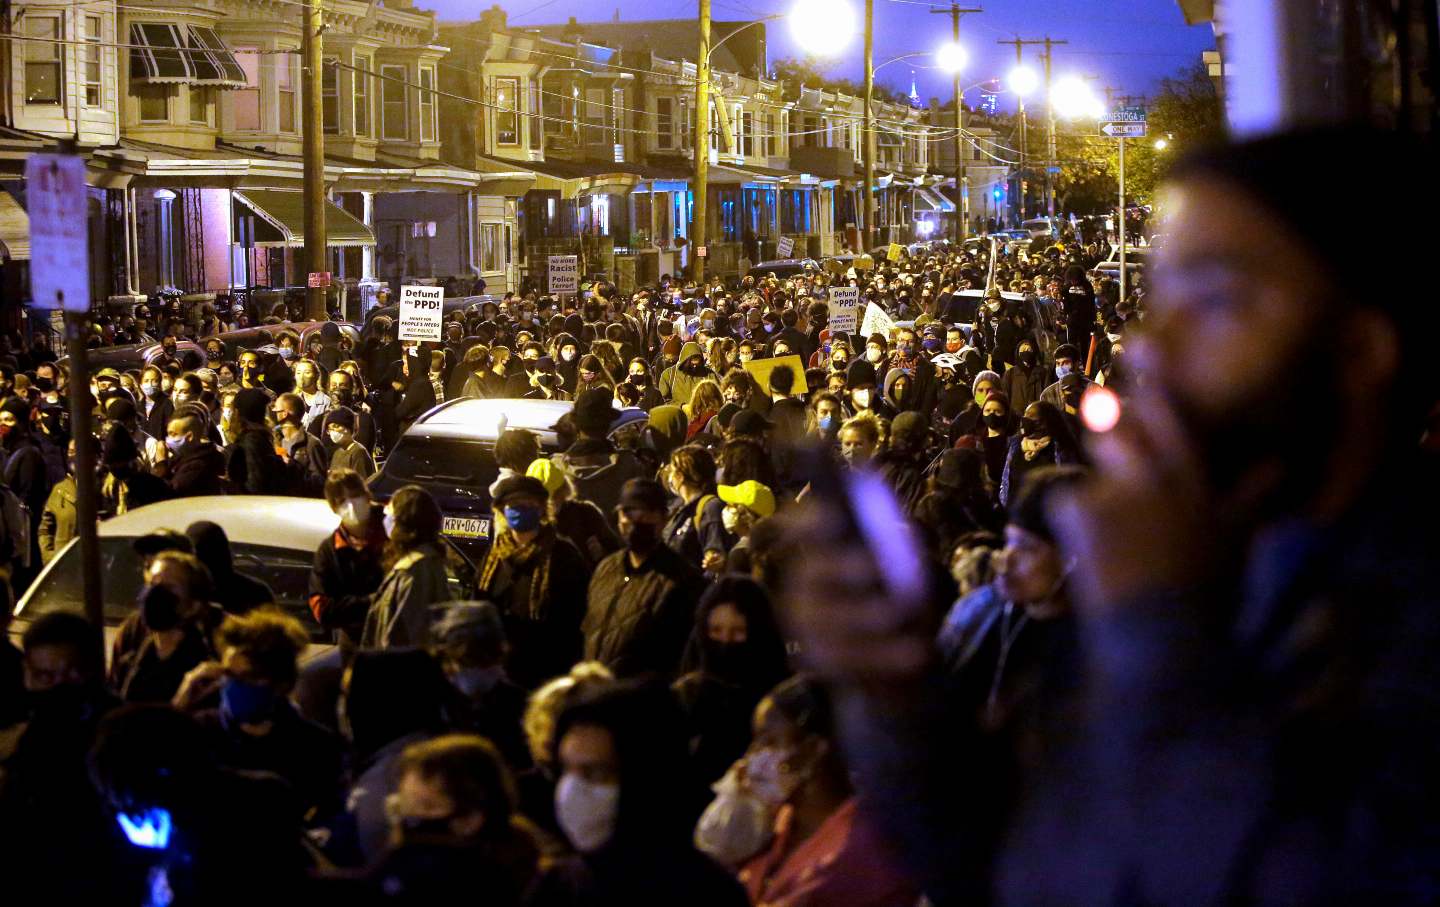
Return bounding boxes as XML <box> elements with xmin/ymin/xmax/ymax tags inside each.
<box><xmin>2</xmin><ymin>123</ymin><xmax>1438</xmax><ymax>907</ymax></box>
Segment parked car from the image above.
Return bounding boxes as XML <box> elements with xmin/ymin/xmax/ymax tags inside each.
<box><xmin>10</xmin><ymin>495</ymin><xmax>471</xmax><ymax>655</ymax></box>
<box><xmin>746</xmin><ymin>258</ymin><xmax>821</xmax><ymax>282</ymax></box>
<box><xmin>74</xmin><ymin>321</ymin><xmax>359</xmax><ymax>373</ymax></box>
<box><xmin>1022</xmin><ymin>216</ymin><xmax>1057</xmax><ymax>239</ymax></box>
<box><xmin>363</xmin><ymin>295</ymin><xmax>502</xmax><ymax>332</ymax></box>
<box><xmin>1091</xmin><ymin>245</ymin><xmax>1150</xmax><ymax>281</ymax></box>
<box><xmin>368</xmin><ymin>397</ymin><xmax>649</xmax><ymax>557</ymax></box>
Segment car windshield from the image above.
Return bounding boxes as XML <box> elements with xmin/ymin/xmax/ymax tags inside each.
<box><xmin>21</xmin><ymin>538</ymin><xmax>327</xmax><ymax>639</ymax></box>
<box><xmin>385</xmin><ymin>437</ymin><xmax>503</xmax><ymax>486</ymax></box>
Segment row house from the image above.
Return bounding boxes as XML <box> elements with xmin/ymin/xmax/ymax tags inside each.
<box><xmin>926</xmin><ymin>104</ymin><xmax>1010</xmax><ymax>235</ymax></box>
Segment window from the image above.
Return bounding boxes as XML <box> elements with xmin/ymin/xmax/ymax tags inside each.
<box><xmin>322</xmin><ymin>57</ymin><xmax>339</xmax><ymax>133</ymax></box>
<box><xmin>381</xmin><ymin>64</ymin><xmax>407</xmax><ymax>140</ymax></box>
<box><xmin>527</xmin><ymin>81</ymin><xmax>541</xmax><ymax>148</ymax></box>
<box><xmin>655</xmin><ymin>97</ymin><xmax>673</xmax><ymax>150</ymax></box>
<box><xmin>494</xmin><ymin>77</ymin><xmax>519</xmax><ymax>145</ymax></box>
<box><xmin>584</xmin><ymin>87</ymin><xmax>605</xmax><ymax>143</ymax></box>
<box><xmin>84</xmin><ymin>15</ymin><xmax>103</xmax><ymax>106</ymax></box>
<box><xmin>277</xmin><ymin>51</ymin><xmax>297</xmax><ymax>132</ymax></box>
<box><xmin>708</xmin><ymin>101</ymin><xmax>718</xmax><ymax>153</ymax></box>
<box><xmin>741</xmin><ymin>112</ymin><xmax>753</xmax><ymax>157</ymax></box>
<box><xmin>24</xmin><ymin>16</ymin><xmax>63</xmax><ymax>105</ymax></box>
<box><xmin>419</xmin><ymin>66</ymin><xmax>437</xmax><ymax>142</ymax></box>
<box><xmin>233</xmin><ymin>44</ymin><xmax>260</xmax><ymax>130</ymax></box>
<box><xmin>732</xmin><ymin>104</ymin><xmax>742</xmax><ymax>156</ymax></box>
<box><xmin>353</xmin><ymin>55</ymin><xmax>371</xmax><ymax>136</ymax></box>
<box><xmin>765</xmin><ymin>113</ymin><xmax>775</xmax><ymax>157</ymax></box>
<box><xmin>479</xmin><ymin>223</ymin><xmax>503</xmax><ymax>273</ymax></box>
<box><xmin>137</xmin><ymin>84</ymin><xmax>169</xmax><ymax>122</ymax></box>
<box><xmin>679</xmin><ymin>97</ymin><xmax>690</xmax><ymax>150</ymax></box>
<box><xmin>188</xmin><ymin>86</ymin><xmax>211</xmax><ymax>124</ymax></box>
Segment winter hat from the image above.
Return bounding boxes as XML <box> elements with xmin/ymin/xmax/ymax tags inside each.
<box><xmin>233</xmin><ymin>388</ymin><xmax>269</xmax><ymax>425</ymax></box>
<box><xmin>846</xmin><ymin>359</ymin><xmax>877</xmax><ymax>388</ymax></box>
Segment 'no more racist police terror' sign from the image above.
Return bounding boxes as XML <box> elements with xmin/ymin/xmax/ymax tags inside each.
<box><xmin>397</xmin><ymin>285</ymin><xmax>445</xmax><ymax>341</ymax></box>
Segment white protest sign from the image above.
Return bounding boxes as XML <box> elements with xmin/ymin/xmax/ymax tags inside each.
<box><xmin>548</xmin><ymin>255</ymin><xmax>578</xmax><ymax>295</ymax></box>
<box><xmin>827</xmin><ymin>286</ymin><xmax>859</xmax><ymax>335</ymax></box>
<box><xmin>397</xmin><ymin>285</ymin><xmax>444</xmax><ymax>341</ymax></box>
<box><xmin>859</xmin><ymin>302</ymin><xmax>895</xmax><ymax>340</ymax></box>
<box><xmin>26</xmin><ymin>154</ymin><xmax>91</xmax><ymax>312</ymax></box>
<box><xmin>775</xmin><ymin>235</ymin><xmax>795</xmax><ymax>258</ymax></box>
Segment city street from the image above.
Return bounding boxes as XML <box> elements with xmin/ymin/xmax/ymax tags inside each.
<box><xmin>2</xmin><ymin>0</ymin><xmax>1439</xmax><ymax>905</ymax></box>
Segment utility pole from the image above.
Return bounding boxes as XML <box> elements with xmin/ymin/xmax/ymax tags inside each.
<box><xmin>1040</xmin><ymin>37</ymin><xmax>1065</xmax><ymax>222</ymax></box>
<box><xmin>998</xmin><ymin>37</ymin><xmax>1055</xmax><ymax>224</ymax></box>
<box><xmin>301</xmin><ymin>0</ymin><xmax>327</xmax><ymax>319</ymax></box>
<box><xmin>1118</xmin><ymin>132</ymin><xmax>1126</xmax><ymax>302</ymax></box>
<box><xmin>862</xmin><ymin>0</ymin><xmax>875</xmax><ymax>250</ymax></box>
<box><xmin>693</xmin><ymin>0</ymin><xmax>710</xmax><ymax>283</ymax></box>
<box><xmin>932</xmin><ymin>4</ymin><xmax>982</xmax><ymax>243</ymax></box>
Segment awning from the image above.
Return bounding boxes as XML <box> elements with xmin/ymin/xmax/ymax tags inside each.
<box><xmin>914</xmin><ymin>187</ymin><xmax>955</xmax><ymax>214</ymax></box>
<box><xmin>130</xmin><ymin>23</ymin><xmax>246</xmax><ymax>88</ymax></box>
<box><xmin>232</xmin><ymin>190</ymin><xmax>375</xmax><ymax>248</ymax></box>
<box><xmin>0</xmin><ymin>191</ymin><xmax>28</xmax><ymax>261</ymax></box>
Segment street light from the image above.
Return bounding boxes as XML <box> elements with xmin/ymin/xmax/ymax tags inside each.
<box><xmin>790</xmin><ymin>0</ymin><xmax>856</xmax><ymax>56</ymax></box>
<box><xmin>1008</xmin><ymin>65</ymin><xmax>1040</xmax><ymax>97</ymax></box>
<box><xmin>1051</xmin><ymin>75</ymin><xmax>1098</xmax><ymax>119</ymax></box>
<box><xmin>935</xmin><ymin>41</ymin><xmax>969</xmax><ymax>74</ymax></box>
<box><xmin>1153</xmin><ymin>133</ymin><xmax>1172</xmax><ymax>151</ymax></box>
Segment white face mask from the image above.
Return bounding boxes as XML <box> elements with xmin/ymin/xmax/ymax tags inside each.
<box><xmin>852</xmin><ymin>388</ymin><xmax>872</xmax><ymax>409</ymax></box>
<box><xmin>694</xmin><ymin>765</ymin><xmax>776</xmax><ymax>866</ymax></box>
<box><xmin>555</xmin><ymin>774</ymin><xmax>619</xmax><ymax>853</ymax></box>
<box><xmin>328</xmin><ymin>429</ymin><xmax>348</xmax><ymax>446</ymax></box>
<box><xmin>721</xmin><ymin>505</ymin><xmax>743</xmax><ymax>534</ymax></box>
<box><xmin>866</xmin><ymin>349</ymin><xmax>883</xmax><ymax>363</ymax></box>
<box><xmin>1106</xmin><ymin>332</ymin><xmax>1122</xmax><ymax>343</ymax></box>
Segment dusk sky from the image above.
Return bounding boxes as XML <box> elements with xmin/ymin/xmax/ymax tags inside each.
<box><xmin>426</xmin><ymin>0</ymin><xmax>1216</xmax><ymax>111</ymax></box>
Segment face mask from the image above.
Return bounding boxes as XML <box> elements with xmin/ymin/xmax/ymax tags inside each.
<box><xmin>721</xmin><ymin>505</ymin><xmax>743</xmax><ymax>535</ymax></box>
<box><xmin>278</xmin><ymin>347</ymin><xmax>295</xmax><ymax>361</ymax></box>
<box><xmin>165</xmin><ymin>435</ymin><xmax>186</xmax><ymax>453</ymax></box>
<box><xmin>503</xmin><ymin>504</ymin><xmax>542</xmax><ymax>533</ymax></box>
<box><xmin>555</xmin><ymin>774</ymin><xmax>619</xmax><ymax>853</ymax></box>
<box><xmin>328</xmin><ymin>429</ymin><xmax>347</xmax><ymax>446</ymax></box>
<box><xmin>561</xmin><ymin>349</ymin><xmax>577</xmax><ymax>362</ymax></box>
<box><xmin>1106</xmin><ymin>332</ymin><xmax>1123</xmax><ymax>343</ymax></box>
<box><xmin>450</xmin><ymin>665</ymin><xmax>505</xmax><ymax>698</ymax></box>
<box><xmin>629</xmin><ymin>372</ymin><xmax>648</xmax><ymax>386</ymax></box>
<box><xmin>206</xmin><ymin>350</ymin><xmax>222</xmax><ymax>362</ymax></box>
<box><xmin>139</xmin><ymin>584</ymin><xmax>183</xmax><ymax>632</ymax></box>
<box><xmin>332</xmin><ymin>389</ymin><xmax>353</xmax><ymax>406</ymax></box>
<box><xmin>745</xmin><ymin>748</ymin><xmax>804</xmax><ymax>807</ymax></box>
<box><xmin>866</xmin><ymin>349</ymin><xmax>883</xmax><ymax>363</ymax></box>
<box><xmin>339</xmin><ymin>497</ymin><xmax>371</xmax><ymax>532</ymax></box>
<box><xmin>1055</xmin><ymin>364</ymin><xmax>1073</xmax><ymax>380</ymax></box>
<box><xmin>1021</xmin><ymin>417</ymin><xmax>1045</xmax><ymax>438</ymax></box>
<box><xmin>383</xmin><ymin>510</ymin><xmax>396</xmax><ymax>538</ymax></box>
<box><xmin>141</xmin><ymin>383</ymin><xmax>158</xmax><ymax>398</ymax></box>
<box><xmin>580</xmin><ymin>371</ymin><xmax>597</xmax><ymax>384</ymax></box>
<box><xmin>922</xmin><ymin>339</ymin><xmax>943</xmax><ymax>353</ymax></box>
<box><xmin>694</xmin><ymin>767</ymin><xmax>775</xmax><ymax>866</ymax></box>
<box><xmin>1018</xmin><ymin>350</ymin><xmax>1036</xmax><ymax>367</ymax></box>
<box><xmin>817</xmin><ymin>414</ymin><xmax>836</xmax><ymax>433</ymax></box>
<box><xmin>852</xmin><ymin>389</ymin><xmax>872</xmax><ymax>409</ymax></box>
<box><xmin>221</xmin><ymin>676</ymin><xmax>277</xmax><ymax>725</ymax></box>
<box><xmin>625</xmin><ymin>520</ymin><xmax>659</xmax><ymax>555</ymax></box>
<box><xmin>983</xmin><ymin>412</ymin><xmax>1008</xmax><ymax>431</ymax></box>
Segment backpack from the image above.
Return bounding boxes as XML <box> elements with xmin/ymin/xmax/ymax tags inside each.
<box><xmin>0</xmin><ymin>484</ymin><xmax>32</xmax><ymax>570</ymax></box>
<box><xmin>692</xmin><ymin>494</ymin><xmax>718</xmax><ymax>536</ymax></box>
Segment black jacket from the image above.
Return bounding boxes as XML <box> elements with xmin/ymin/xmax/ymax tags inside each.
<box><xmin>163</xmin><ymin>440</ymin><xmax>227</xmax><ymax>498</ymax></box>
<box><xmin>583</xmin><ymin>545</ymin><xmax>704</xmax><ymax>679</ymax></box>
<box><xmin>225</xmin><ymin>427</ymin><xmax>289</xmax><ymax>495</ymax></box>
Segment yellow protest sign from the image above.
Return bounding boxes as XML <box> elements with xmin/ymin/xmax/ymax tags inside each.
<box><xmin>887</xmin><ymin>243</ymin><xmax>904</xmax><ymax>262</ymax></box>
<box><xmin>743</xmin><ymin>354</ymin><xmax>809</xmax><ymax>396</ymax></box>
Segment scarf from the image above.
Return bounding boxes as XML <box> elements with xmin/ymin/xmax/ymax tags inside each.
<box><xmin>1021</xmin><ymin>436</ymin><xmax>1051</xmax><ymax>461</ymax></box>
<box><xmin>478</xmin><ymin>523</ymin><xmax>556</xmax><ymax>621</ymax></box>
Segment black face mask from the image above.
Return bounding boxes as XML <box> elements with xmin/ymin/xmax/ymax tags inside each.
<box><xmin>983</xmin><ymin>412</ymin><xmax>1008</xmax><ymax>431</ymax></box>
<box><xmin>139</xmin><ymin>584</ymin><xmax>183</xmax><ymax>632</ymax></box>
<box><xmin>397</xmin><ymin>815</ymin><xmax>458</xmax><ymax>843</ymax></box>
<box><xmin>630</xmin><ymin>373</ymin><xmax>649</xmax><ymax>387</ymax></box>
<box><xmin>704</xmin><ymin>639</ymin><xmax>750</xmax><ymax>681</ymax></box>
<box><xmin>626</xmin><ymin>521</ymin><xmax>660</xmax><ymax>555</ymax></box>
<box><xmin>1018</xmin><ymin>350</ymin><xmax>1037</xmax><ymax>368</ymax></box>
<box><xmin>1020</xmin><ymin>417</ymin><xmax>1045</xmax><ymax>438</ymax></box>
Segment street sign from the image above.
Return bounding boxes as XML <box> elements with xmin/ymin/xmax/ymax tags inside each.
<box><xmin>548</xmin><ymin>254</ymin><xmax>578</xmax><ymax>295</ymax></box>
<box><xmin>776</xmin><ymin>236</ymin><xmax>795</xmax><ymax>258</ymax></box>
<box><xmin>26</xmin><ymin>154</ymin><xmax>91</xmax><ymax>312</ymax></box>
<box><xmin>1102</xmin><ymin>122</ymin><xmax>1148</xmax><ymax>139</ymax></box>
<box><xmin>1047</xmin><ymin>166</ymin><xmax>1061</xmax><ymax>174</ymax></box>
<box><xmin>307</xmin><ymin>271</ymin><xmax>332</xmax><ymax>288</ymax></box>
<box><xmin>397</xmin><ymin>284</ymin><xmax>444</xmax><ymax>341</ymax></box>
<box><xmin>696</xmin><ymin>245</ymin><xmax>708</xmax><ymax>258</ymax></box>
<box><xmin>1107</xmin><ymin>105</ymin><xmax>1147</xmax><ymax>123</ymax></box>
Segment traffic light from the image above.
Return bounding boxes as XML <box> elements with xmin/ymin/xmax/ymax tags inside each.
<box><xmin>992</xmin><ymin>185</ymin><xmax>1005</xmax><ymax>203</ymax></box>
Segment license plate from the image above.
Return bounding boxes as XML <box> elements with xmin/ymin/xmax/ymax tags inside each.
<box><xmin>442</xmin><ymin>516</ymin><xmax>489</xmax><ymax>538</ymax></box>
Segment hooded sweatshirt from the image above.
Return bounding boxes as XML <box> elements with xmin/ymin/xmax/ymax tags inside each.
<box><xmin>659</xmin><ymin>341</ymin><xmax>712</xmax><ymax>406</ymax></box>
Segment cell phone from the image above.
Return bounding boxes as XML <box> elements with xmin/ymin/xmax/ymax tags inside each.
<box><xmin>798</xmin><ymin>442</ymin><xmax>929</xmax><ymax>606</ymax></box>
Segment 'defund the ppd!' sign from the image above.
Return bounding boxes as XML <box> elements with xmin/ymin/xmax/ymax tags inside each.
<box><xmin>398</xmin><ymin>285</ymin><xmax>445</xmax><ymax>341</ymax></box>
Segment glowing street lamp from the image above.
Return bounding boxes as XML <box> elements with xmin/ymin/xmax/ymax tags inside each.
<box><xmin>1008</xmin><ymin>65</ymin><xmax>1040</xmax><ymax>98</ymax></box>
<box><xmin>790</xmin><ymin>0</ymin><xmax>856</xmax><ymax>56</ymax></box>
<box><xmin>935</xmin><ymin>41</ymin><xmax>969</xmax><ymax>74</ymax></box>
<box><xmin>1051</xmin><ymin>75</ymin><xmax>1098</xmax><ymax>119</ymax></box>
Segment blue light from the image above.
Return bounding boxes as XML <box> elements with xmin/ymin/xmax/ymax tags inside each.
<box><xmin>118</xmin><ymin>808</ymin><xmax>173</xmax><ymax>849</ymax></box>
